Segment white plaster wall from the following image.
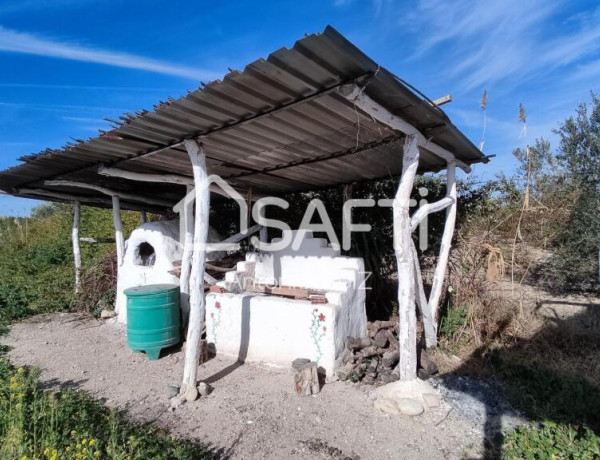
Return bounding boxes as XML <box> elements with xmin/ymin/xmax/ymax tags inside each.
<box><xmin>116</xmin><ymin>219</ymin><xmax>222</xmax><ymax>324</ymax></box>
<box><xmin>208</xmin><ymin>230</ymin><xmax>367</xmax><ymax>378</ymax></box>
<box><xmin>206</xmin><ymin>293</ymin><xmax>339</xmax><ymax>377</ymax></box>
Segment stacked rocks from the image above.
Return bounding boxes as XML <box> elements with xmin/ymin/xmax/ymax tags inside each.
<box><xmin>338</xmin><ymin>319</ymin><xmax>438</xmax><ymax>385</ymax></box>
<box><xmin>338</xmin><ymin>320</ymin><xmax>401</xmax><ymax>385</ymax></box>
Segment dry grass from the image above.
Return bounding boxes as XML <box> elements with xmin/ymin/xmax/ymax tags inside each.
<box><xmin>436</xmin><ymin>231</ymin><xmax>600</xmax><ymax>386</ymax></box>
<box><xmin>73</xmin><ymin>252</ymin><xmax>117</xmax><ymax>316</ymax></box>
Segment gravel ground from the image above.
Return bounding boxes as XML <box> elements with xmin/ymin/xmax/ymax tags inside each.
<box><xmin>431</xmin><ymin>375</ymin><xmax>527</xmax><ymax>433</ymax></box>
<box><xmin>3</xmin><ymin>313</ymin><xmax>495</xmax><ymax>459</ymax></box>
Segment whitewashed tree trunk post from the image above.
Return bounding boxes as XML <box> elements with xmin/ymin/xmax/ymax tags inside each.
<box><xmin>179</xmin><ymin>185</ymin><xmax>195</xmax><ymax>327</ymax></box>
<box><xmin>394</xmin><ymin>134</ymin><xmax>420</xmax><ymax>381</ymax></box>
<box><xmin>72</xmin><ymin>201</ymin><xmax>82</xmax><ymax>293</ymax></box>
<box><xmin>181</xmin><ymin>139</ymin><xmax>210</xmax><ymax>401</ymax></box>
<box><xmin>259</xmin><ymin>226</ymin><xmax>268</xmax><ymax>244</ymax></box>
<box><xmin>412</xmin><ymin>241</ymin><xmax>437</xmax><ymax>348</ymax></box>
<box><xmin>427</xmin><ymin>161</ymin><xmax>457</xmax><ymax>327</ymax></box>
<box><xmin>112</xmin><ymin>195</ymin><xmax>125</xmax><ymax>268</ymax></box>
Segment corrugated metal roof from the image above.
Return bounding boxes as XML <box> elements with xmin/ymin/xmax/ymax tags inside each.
<box><xmin>0</xmin><ymin>26</ymin><xmax>488</xmax><ymax>211</ymax></box>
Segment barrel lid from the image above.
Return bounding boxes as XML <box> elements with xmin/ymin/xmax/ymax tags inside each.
<box><xmin>124</xmin><ymin>284</ymin><xmax>179</xmax><ymax>297</ymax></box>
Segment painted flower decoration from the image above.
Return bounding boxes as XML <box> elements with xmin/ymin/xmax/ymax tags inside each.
<box><xmin>318</xmin><ymin>313</ymin><xmax>326</xmax><ymax>322</ymax></box>
<box><xmin>322</xmin><ymin>326</ymin><xmax>327</xmax><ymax>332</ymax></box>
<box><xmin>210</xmin><ymin>312</ymin><xmax>214</xmax><ymax>318</ymax></box>
<box><xmin>215</xmin><ymin>301</ymin><xmax>221</xmax><ymax>309</ymax></box>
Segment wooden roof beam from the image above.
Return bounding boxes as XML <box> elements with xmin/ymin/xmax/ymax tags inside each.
<box><xmin>338</xmin><ymin>84</ymin><xmax>470</xmax><ymax>173</ymax></box>
<box><xmin>44</xmin><ymin>180</ymin><xmax>175</xmax><ymax>208</ymax></box>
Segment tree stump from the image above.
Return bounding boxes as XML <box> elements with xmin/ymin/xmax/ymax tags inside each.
<box><xmin>294</xmin><ymin>362</ymin><xmax>320</xmax><ymax>396</ymax></box>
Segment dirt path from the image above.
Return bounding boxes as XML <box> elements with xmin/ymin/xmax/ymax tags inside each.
<box><xmin>3</xmin><ymin>313</ymin><xmax>486</xmax><ymax>459</ymax></box>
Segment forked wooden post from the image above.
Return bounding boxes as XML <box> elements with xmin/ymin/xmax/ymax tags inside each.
<box><xmin>394</xmin><ymin>134</ymin><xmax>420</xmax><ymax>381</ymax></box>
<box><xmin>181</xmin><ymin>139</ymin><xmax>210</xmax><ymax>401</ymax></box>
<box><xmin>427</xmin><ymin>161</ymin><xmax>457</xmax><ymax>325</ymax></box>
<box><xmin>179</xmin><ymin>185</ymin><xmax>194</xmax><ymax>325</ymax></box>
<box><xmin>72</xmin><ymin>201</ymin><xmax>82</xmax><ymax>293</ymax></box>
<box><xmin>412</xmin><ymin>241</ymin><xmax>436</xmax><ymax>347</ymax></box>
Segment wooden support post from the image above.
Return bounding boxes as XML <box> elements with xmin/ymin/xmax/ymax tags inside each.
<box><xmin>412</xmin><ymin>241</ymin><xmax>437</xmax><ymax>348</ymax></box>
<box><xmin>394</xmin><ymin>135</ymin><xmax>419</xmax><ymax>381</ymax></box>
<box><xmin>72</xmin><ymin>201</ymin><xmax>82</xmax><ymax>293</ymax></box>
<box><xmin>179</xmin><ymin>185</ymin><xmax>194</xmax><ymax>325</ymax></box>
<box><xmin>259</xmin><ymin>227</ymin><xmax>268</xmax><ymax>245</ymax></box>
<box><xmin>427</xmin><ymin>161</ymin><xmax>457</xmax><ymax>326</ymax></box>
<box><xmin>140</xmin><ymin>210</ymin><xmax>147</xmax><ymax>224</ymax></box>
<box><xmin>246</xmin><ymin>188</ymin><xmax>253</xmax><ymax>228</ymax></box>
<box><xmin>112</xmin><ymin>195</ymin><xmax>125</xmax><ymax>267</ymax></box>
<box><xmin>181</xmin><ymin>140</ymin><xmax>210</xmax><ymax>402</ymax></box>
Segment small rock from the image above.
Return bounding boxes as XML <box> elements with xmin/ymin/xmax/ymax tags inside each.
<box><xmin>379</xmin><ymin>320</ymin><xmax>396</xmax><ymax>329</ymax></box>
<box><xmin>185</xmin><ymin>386</ymin><xmax>199</xmax><ymax>402</ymax></box>
<box><xmin>166</xmin><ymin>384</ymin><xmax>180</xmax><ymax>399</ymax></box>
<box><xmin>360</xmin><ymin>346</ymin><xmax>380</xmax><ymax>358</ymax></box>
<box><xmin>397</xmin><ymin>398</ymin><xmax>424</xmax><ymax>416</ymax></box>
<box><xmin>337</xmin><ymin>361</ymin><xmax>356</xmax><ymax>381</ymax></box>
<box><xmin>362</xmin><ymin>375</ymin><xmax>376</xmax><ymax>385</ymax></box>
<box><xmin>170</xmin><ymin>395</ymin><xmax>185</xmax><ymax>409</ymax></box>
<box><xmin>291</xmin><ymin>358</ymin><xmax>311</xmax><ymax>371</ymax></box>
<box><xmin>346</xmin><ymin>336</ymin><xmax>370</xmax><ymax>351</ymax></box>
<box><xmin>197</xmin><ymin>381</ymin><xmax>213</xmax><ymax>397</ymax></box>
<box><xmin>382</xmin><ymin>350</ymin><xmax>399</xmax><ymax>368</ymax></box>
<box><xmin>100</xmin><ymin>309</ymin><xmax>116</xmax><ymax>319</ymax></box>
<box><xmin>366</xmin><ymin>359</ymin><xmax>379</xmax><ymax>374</ymax></box>
<box><xmin>374</xmin><ymin>398</ymin><xmax>400</xmax><ymax>416</ymax></box>
<box><xmin>373</xmin><ymin>330</ymin><xmax>389</xmax><ymax>348</ymax></box>
<box><xmin>380</xmin><ymin>371</ymin><xmax>400</xmax><ymax>383</ymax></box>
<box><xmin>418</xmin><ymin>348</ymin><xmax>439</xmax><ymax>376</ymax></box>
<box><xmin>422</xmin><ymin>393</ymin><xmax>441</xmax><ymax>409</ymax></box>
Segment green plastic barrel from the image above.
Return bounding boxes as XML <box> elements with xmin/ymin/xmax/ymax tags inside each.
<box><xmin>125</xmin><ymin>284</ymin><xmax>180</xmax><ymax>360</ymax></box>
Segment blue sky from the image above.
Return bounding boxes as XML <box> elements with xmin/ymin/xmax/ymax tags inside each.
<box><xmin>0</xmin><ymin>0</ymin><xmax>599</xmax><ymax>216</ymax></box>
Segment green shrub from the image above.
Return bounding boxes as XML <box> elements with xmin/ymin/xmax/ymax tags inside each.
<box><xmin>0</xmin><ymin>203</ymin><xmax>140</xmax><ymax>327</ymax></box>
<box><xmin>0</xmin><ymin>356</ymin><xmax>213</xmax><ymax>459</ymax></box>
<box><xmin>439</xmin><ymin>304</ymin><xmax>468</xmax><ymax>343</ymax></box>
<box><xmin>503</xmin><ymin>422</ymin><xmax>600</xmax><ymax>459</ymax></box>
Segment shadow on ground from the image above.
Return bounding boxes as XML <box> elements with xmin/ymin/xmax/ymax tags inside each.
<box><xmin>437</xmin><ymin>298</ymin><xmax>600</xmax><ymax>459</ymax></box>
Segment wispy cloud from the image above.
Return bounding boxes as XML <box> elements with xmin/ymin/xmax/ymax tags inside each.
<box><xmin>401</xmin><ymin>1</ymin><xmax>600</xmax><ymax>90</ymax></box>
<box><xmin>0</xmin><ymin>101</ymin><xmax>130</xmax><ymax>113</ymax></box>
<box><xmin>0</xmin><ymin>83</ymin><xmax>177</xmax><ymax>92</ymax></box>
<box><xmin>0</xmin><ymin>26</ymin><xmax>221</xmax><ymax>81</ymax></box>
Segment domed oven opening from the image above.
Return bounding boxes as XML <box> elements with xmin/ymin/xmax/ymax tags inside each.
<box><xmin>134</xmin><ymin>242</ymin><xmax>156</xmax><ymax>267</ymax></box>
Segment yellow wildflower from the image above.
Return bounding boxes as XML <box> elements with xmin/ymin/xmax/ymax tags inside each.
<box><xmin>89</xmin><ymin>438</ymin><xmax>96</xmax><ymax>446</ymax></box>
<box><xmin>17</xmin><ymin>367</ymin><xmax>24</xmax><ymax>374</ymax></box>
<box><xmin>21</xmin><ymin>456</ymin><xmax>28</xmax><ymax>460</ymax></box>
<box><xmin>94</xmin><ymin>451</ymin><xmax>101</xmax><ymax>458</ymax></box>
<box><xmin>71</xmin><ymin>430</ymin><xmax>77</xmax><ymax>437</ymax></box>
